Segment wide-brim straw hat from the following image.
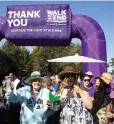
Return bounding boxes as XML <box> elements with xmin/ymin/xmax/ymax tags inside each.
<box><xmin>100</xmin><ymin>72</ymin><xmax>113</xmax><ymax>84</ymax></box>
<box><xmin>50</xmin><ymin>76</ymin><xmax>56</xmax><ymax>81</ymax></box>
<box><xmin>58</xmin><ymin>66</ymin><xmax>79</xmax><ymax>80</ymax></box>
<box><xmin>25</xmin><ymin>71</ymin><xmax>42</xmax><ymax>84</ymax></box>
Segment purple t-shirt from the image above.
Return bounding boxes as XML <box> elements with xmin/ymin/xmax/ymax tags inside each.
<box><xmin>87</xmin><ymin>86</ymin><xmax>96</xmax><ymax>97</ymax></box>
<box><xmin>110</xmin><ymin>82</ymin><xmax>114</xmax><ymax>98</ymax></box>
<box><xmin>79</xmin><ymin>81</ymin><xmax>96</xmax><ymax>97</ymax></box>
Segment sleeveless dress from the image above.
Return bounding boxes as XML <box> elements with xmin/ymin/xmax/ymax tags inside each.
<box><xmin>60</xmin><ymin>96</ymin><xmax>93</xmax><ymax>124</ymax></box>
<box><xmin>107</xmin><ymin>99</ymin><xmax>114</xmax><ymax>124</ymax></box>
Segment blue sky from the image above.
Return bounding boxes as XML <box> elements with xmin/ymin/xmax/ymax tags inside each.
<box><xmin>0</xmin><ymin>1</ymin><xmax>114</xmax><ymax>70</ymax></box>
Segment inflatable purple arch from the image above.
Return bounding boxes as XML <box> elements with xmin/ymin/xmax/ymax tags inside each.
<box><xmin>0</xmin><ymin>16</ymin><xmax>6</xmax><ymax>40</ymax></box>
<box><xmin>0</xmin><ymin>4</ymin><xmax>107</xmax><ymax>80</ymax></box>
<box><xmin>72</xmin><ymin>14</ymin><xmax>107</xmax><ymax>78</ymax></box>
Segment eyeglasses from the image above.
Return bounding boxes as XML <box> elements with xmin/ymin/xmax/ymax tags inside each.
<box><xmin>83</xmin><ymin>79</ymin><xmax>90</xmax><ymax>82</ymax></box>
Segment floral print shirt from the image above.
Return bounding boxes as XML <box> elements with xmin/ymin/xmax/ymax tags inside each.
<box><xmin>60</xmin><ymin>96</ymin><xmax>93</xmax><ymax>124</ymax></box>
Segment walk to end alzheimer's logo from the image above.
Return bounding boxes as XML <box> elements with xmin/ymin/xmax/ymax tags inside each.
<box><xmin>47</xmin><ymin>10</ymin><xmax>67</xmax><ymax>25</ymax></box>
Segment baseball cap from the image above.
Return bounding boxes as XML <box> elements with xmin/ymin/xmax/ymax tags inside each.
<box><xmin>86</xmin><ymin>71</ymin><xmax>93</xmax><ymax>76</ymax></box>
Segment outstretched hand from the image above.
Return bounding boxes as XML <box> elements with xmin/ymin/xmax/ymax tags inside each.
<box><xmin>46</xmin><ymin>100</ymin><xmax>60</xmax><ymax>108</ymax></box>
<box><xmin>47</xmin><ymin>100</ymin><xmax>53</xmax><ymax>106</ymax></box>
<box><xmin>74</xmin><ymin>84</ymin><xmax>93</xmax><ymax>110</ymax></box>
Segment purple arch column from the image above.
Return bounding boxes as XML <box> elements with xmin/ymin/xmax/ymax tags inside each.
<box><xmin>72</xmin><ymin>14</ymin><xmax>107</xmax><ymax>81</ymax></box>
<box><xmin>0</xmin><ymin>16</ymin><xmax>6</xmax><ymax>40</ymax></box>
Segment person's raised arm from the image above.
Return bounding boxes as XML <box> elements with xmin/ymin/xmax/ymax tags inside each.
<box><xmin>5</xmin><ymin>82</ymin><xmax>26</xmax><ymax>104</ymax></box>
<box><xmin>74</xmin><ymin>85</ymin><xmax>93</xmax><ymax>110</ymax></box>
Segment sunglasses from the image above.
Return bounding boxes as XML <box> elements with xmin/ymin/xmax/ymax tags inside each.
<box><xmin>84</xmin><ymin>79</ymin><xmax>90</xmax><ymax>82</ymax></box>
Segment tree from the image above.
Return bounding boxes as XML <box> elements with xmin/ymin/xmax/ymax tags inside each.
<box><xmin>110</xmin><ymin>58</ymin><xmax>114</xmax><ymax>66</ymax></box>
<box><xmin>0</xmin><ymin>49</ymin><xmax>15</xmax><ymax>84</ymax></box>
<box><xmin>109</xmin><ymin>58</ymin><xmax>114</xmax><ymax>74</ymax></box>
<box><xmin>25</xmin><ymin>46</ymin><xmax>40</xmax><ymax>75</ymax></box>
<box><xmin>33</xmin><ymin>46</ymin><xmax>57</xmax><ymax>75</ymax></box>
<box><xmin>19</xmin><ymin>47</ymin><xmax>30</xmax><ymax>76</ymax></box>
<box><xmin>31</xmin><ymin>46</ymin><xmax>40</xmax><ymax>57</ymax></box>
<box><xmin>0</xmin><ymin>41</ymin><xmax>81</xmax><ymax>78</ymax></box>
<box><xmin>1</xmin><ymin>41</ymin><xmax>31</xmax><ymax>76</ymax></box>
<box><xmin>33</xmin><ymin>43</ymin><xmax>81</xmax><ymax>75</ymax></box>
<box><xmin>0</xmin><ymin>50</ymin><xmax>11</xmax><ymax>74</ymax></box>
<box><xmin>1</xmin><ymin>41</ymin><xmax>21</xmax><ymax>75</ymax></box>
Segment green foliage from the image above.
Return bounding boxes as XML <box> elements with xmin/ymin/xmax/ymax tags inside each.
<box><xmin>33</xmin><ymin>43</ymin><xmax>81</xmax><ymax>75</ymax></box>
<box><xmin>1</xmin><ymin>41</ymin><xmax>31</xmax><ymax>76</ymax></box>
<box><xmin>31</xmin><ymin>46</ymin><xmax>39</xmax><ymax>57</ymax></box>
<box><xmin>0</xmin><ymin>41</ymin><xmax>81</xmax><ymax>78</ymax></box>
<box><xmin>1</xmin><ymin>41</ymin><xmax>21</xmax><ymax>75</ymax></box>
<box><xmin>0</xmin><ymin>49</ymin><xmax>11</xmax><ymax>75</ymax></box>
<box><xmin>19</xmin><ymin>47</ymin><xmax>30</xmax><ymax>76</ymax></box>
<box><xmin>110</xmin><ymin>58</ymin><xmax>114</xmax><ymax>66</ymax></box>
<box><xmin>112</xmin><ymin>70</ymin><xmax>114</xmax><ymax>74</ymax></box>
<box><xmin>109</xmin><ymin>58</ymin><xmax>114</xmax><ymax>74</ymax></box>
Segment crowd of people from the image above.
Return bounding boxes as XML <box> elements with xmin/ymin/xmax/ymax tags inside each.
<box><xmin>1</xmin><ymin>66</ymin><xmax>114</xmax><ymax>124</ymax></box>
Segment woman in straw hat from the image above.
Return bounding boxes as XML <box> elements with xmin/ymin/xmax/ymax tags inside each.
<box><xmin>91</xmin><ymin>72</ymin><xmax>113</xmax><ymax>124</ymax></box>
<box><xmin>56</xmin><ymin>66</ymin><xmax>93</xmax><ymax>124</ymax></box>
<box><xmin>5</xmin><ymin>71</ymin><xmax>59</xmax><ymax>124</ymax></box>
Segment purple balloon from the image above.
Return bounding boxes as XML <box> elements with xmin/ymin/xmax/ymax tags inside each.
<box><xmin>72</xmin><ymin>14</ymin><xmax>107</xmax><ymax>82</ymax></box>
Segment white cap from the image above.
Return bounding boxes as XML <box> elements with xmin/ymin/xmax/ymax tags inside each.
<box><xmin>86</xmin><ymin>71</ymin><xmax>93</xmax><ymax>76</ymax></box>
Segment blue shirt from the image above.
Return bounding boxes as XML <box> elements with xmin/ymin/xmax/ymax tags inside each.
<box><xmin>52</xmin><ymin>83</ymin><xmax>59</xmax><ymax>93</ymax></box>
<box><xmin>5</xmin><ymin>86</ymin><xmax>59</xmax><ymax>124</ymax></box>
